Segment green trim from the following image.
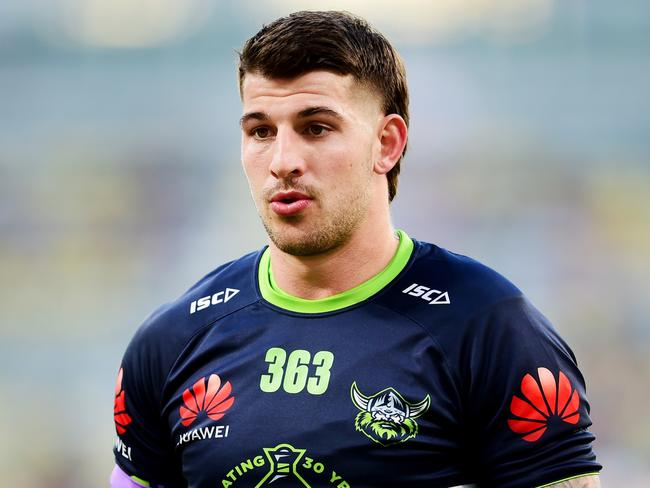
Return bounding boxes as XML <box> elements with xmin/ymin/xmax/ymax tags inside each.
<box><xmin>535</xmin><ymin>472</ymin><xmax>600</xmax><ymax>488</ymax></box>
<box><xmin>130</xmin><ymin>475</ymin><xmax>151</xmax><ymax>487</ymax></box>
<box><xmin>258</xmin><ymin>230</ymin><xmax>414</xmax><ymax>313</ymax></box>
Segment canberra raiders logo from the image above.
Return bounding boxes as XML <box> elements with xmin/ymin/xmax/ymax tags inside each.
<box><xmin>350</xmin><ymin>382</ymin><xmax>430</xmax><ymax>447</ymax></box>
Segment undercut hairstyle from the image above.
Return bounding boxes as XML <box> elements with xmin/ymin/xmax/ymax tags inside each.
<box><xmin>238</xmin><ymin>10</ymin><xmax>409</xmax><ymax>202</ymax></box>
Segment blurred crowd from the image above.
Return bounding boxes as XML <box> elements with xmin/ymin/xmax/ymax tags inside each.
<box><xmin>0</xmin><ymin>1</ymin><xmax>648</xmax><ymax>486</ymax></box>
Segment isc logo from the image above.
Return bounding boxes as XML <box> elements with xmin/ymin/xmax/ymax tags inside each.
<box><xmin>190</xmin><ymin>288</ymin><xmax>240</xmax><ymax>314</ymax></box>
<box><xmin>402</xmin><ymin>283</ymin><xmax>450</xmax><ymax>305</ymax></box>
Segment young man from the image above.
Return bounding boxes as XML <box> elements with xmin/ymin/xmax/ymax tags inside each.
<box><xmin>112</xmin><ymin>11</ymin><xmax>601</xmax><ymax>488</ymax></box>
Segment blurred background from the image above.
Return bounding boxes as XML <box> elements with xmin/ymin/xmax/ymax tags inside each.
<box><xmin>0</xmin><ymin>0</ymin><xmax>648</xmax><ymax>486</ymax></box>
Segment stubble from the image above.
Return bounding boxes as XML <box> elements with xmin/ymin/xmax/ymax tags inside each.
<box><xmin>258</xmin><ymin>173</ymin><xmax>373</xmax><ymax>257</ymax></box>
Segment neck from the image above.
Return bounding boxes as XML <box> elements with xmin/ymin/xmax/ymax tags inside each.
<box><xmin>269</xmin><ymin>216</ymin><xmax>398</xmax><ymax>300</ymax></box>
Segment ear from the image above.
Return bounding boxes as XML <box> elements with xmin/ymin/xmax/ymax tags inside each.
<box><xmin>374</xmin><ymin>114</ymin><xmax>408</xmax><ymax>175</ymax></box>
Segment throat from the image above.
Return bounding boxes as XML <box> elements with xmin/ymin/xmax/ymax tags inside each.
<box><xmin>267</xmin><ymin>229</ymin><xmax>404</xmax><ymax>300</ymax></box>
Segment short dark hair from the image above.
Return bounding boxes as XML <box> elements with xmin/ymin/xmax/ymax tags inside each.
<box><xmin>238</xmin><ymin>10</ymin><xmax>409</xmax><ymax>202</ymax></box>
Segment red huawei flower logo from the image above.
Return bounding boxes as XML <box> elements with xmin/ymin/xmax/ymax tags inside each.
<box><xmin>114</xmin><ymin>367</ymin><xmax>132</xmax><ymax>435</ymax></box>
<box><xmin>180</xmin><ymin>374</ymin><xmax>235</xmax><ymax>427</ymax></box>
<box><xmin>508</xmin><ymin>367</ymin><xmax>580</xmax><ymax>442</ymax></box>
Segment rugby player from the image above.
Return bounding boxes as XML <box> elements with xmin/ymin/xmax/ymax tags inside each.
<box><xmin>111</xmin><ymin>11</ymin><xmax>601</xmax><ymax>488</ymax></box>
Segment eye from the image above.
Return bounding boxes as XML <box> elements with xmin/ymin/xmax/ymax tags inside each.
<box><xmin>251</xmin><ymin>127</ymin><xmax>272</xmax><ymax>139</ymax></box>
<box><xmin>306</xmin><ymin>124</ymin><xmax>329</xmax><ymax>137</ymax></box>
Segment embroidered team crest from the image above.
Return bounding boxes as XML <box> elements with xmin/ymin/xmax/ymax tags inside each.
<box><xmin>350</xmin><ymin>382</ymin><xmax>430</xmax><ymax>446</ymax></box>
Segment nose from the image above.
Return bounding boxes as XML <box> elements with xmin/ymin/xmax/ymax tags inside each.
<box><xmin>268</xmin><ymin>128</ymin><xmax>305</xmax><ymax>180</ymax></box>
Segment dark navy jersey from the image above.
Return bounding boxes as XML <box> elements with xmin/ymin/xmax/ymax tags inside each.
<box><xmin>113</xmin><ymin>231</ymin><xmax>601</xmax><ymax>488</ymax></box>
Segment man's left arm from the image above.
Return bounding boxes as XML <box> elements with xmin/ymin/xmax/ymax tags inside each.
<box><xmin>460</xmin><ymin>296</ymin><xmax>602</xmax><ymax>487</ymax></box>
<box><xmin>543</xmin><ymin>474</ymin><xmax>600</xmax><ymax>487</ymax></box>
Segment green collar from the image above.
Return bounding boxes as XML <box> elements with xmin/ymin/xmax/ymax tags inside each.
<box><xmin>258</xmin><ymin>230</ymin><xmax>414</xmax><ymax>313</ymax></box>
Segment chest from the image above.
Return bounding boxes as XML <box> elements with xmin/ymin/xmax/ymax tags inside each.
<box><xmin>164</xmin><ymin>307</ymin><xmax>467</xmax><ymax>487</ymax></box>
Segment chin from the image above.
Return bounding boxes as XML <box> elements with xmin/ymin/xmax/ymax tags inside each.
<box><xmin>271</xmin><ymin>235</ymin><xmax>338</xmax><ymax>257</ymax></box>
<box><xmin>265</xmin><ymin>222</ymin><xmax>351</xmax><ymax>257</ymax></box>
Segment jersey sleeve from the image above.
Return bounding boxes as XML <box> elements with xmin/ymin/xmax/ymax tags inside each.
<box><xmin>460</xmin><ymin>296</ymin><xmax>601</xmax><ymax>487</ymax></box>
<box><xmin>113</xmin><ymin>306</ymin><xmax>187</xmax><ymax>487</ymax></box>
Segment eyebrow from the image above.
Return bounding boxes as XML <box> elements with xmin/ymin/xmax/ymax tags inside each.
<box><xmin>297</xmin><ymin>106</ymin><xmax>343</xmax><ymax>120</ymax></box>
<box><xmin>239</xmin><ymin>106</ymin><xmax>343</xmax><ymax>128</ymax></box>
<box><xmin>239</xmin><ymin>111</ymin><xmax>269</xmax><ymax>128</ymax></box>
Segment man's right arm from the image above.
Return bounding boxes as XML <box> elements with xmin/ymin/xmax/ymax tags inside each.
<box><xmin>112</xmin><ymin>303</ymin><xmax>188</xmax><ymax>487</ymax></box>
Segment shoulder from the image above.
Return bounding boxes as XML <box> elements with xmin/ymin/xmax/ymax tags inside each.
<box><xmin>123</xmin><ymin>249</ymin><xmax>263</xmax><ymax>373</ymax></box>
<box><xmin>385</xmin><ymin>238</ymin><xmax>524</xmax><ymax>328</ymax></box>
<box><xmin>113</xmin><ymin>251</ymin><xmax>264</xmax><ymax>484</ymax></box>
<box><xmin>393</xmin><ymin>239</ymin><xmax>575</xmax><ymax>360</ymax></box>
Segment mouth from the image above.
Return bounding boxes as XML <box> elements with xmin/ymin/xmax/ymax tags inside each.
<box><xmin>269</xmin><ymin>191</ymin><xmax>312</xmax><ymax>216</ymax></box>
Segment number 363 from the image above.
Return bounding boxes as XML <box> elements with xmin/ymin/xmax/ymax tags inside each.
<box><xmin>260</xmin><ymin>347</ymin><xmax>334</xmax><ymax>395</ymax></box>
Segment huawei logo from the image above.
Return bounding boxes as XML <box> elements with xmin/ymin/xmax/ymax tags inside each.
<box><xmin>114</xmin><ymin>367</ymin><xmax>132</xmax><ymax>435</ymax></box>
<box><xmin>508</xmin><ymin>367</ymin><xmax>580</xmax><ymax>442</ymax></box>
<box><xmin>180</xmin><ymin>374</ymin><xmax>235</xmax><ymax>427</ymax></box>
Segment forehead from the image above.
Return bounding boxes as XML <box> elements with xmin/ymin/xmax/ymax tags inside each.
<box><xmin>240</xmin><ymin>70</ymin><xmax>381</xmax><ymax>117</ymax></box>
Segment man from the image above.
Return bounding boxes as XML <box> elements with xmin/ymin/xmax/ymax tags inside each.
<box><xmin>111</xmin><ymin>11</ymin><xmax>601</xmax><ymax>488</ymax></box>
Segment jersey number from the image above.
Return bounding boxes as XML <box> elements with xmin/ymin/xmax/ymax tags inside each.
<box><xmin>260</xmin><ymin>347</ymin><xmax>334</xmax><ymax>395</ymax></box>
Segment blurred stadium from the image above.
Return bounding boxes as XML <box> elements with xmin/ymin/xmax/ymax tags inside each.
<box><xmin>0</xmin><ymin>0</ymin><xmax>648</xmax><ymax>486</ymax></box>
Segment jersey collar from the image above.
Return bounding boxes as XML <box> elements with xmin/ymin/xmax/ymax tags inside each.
<box><xmin>257</xmin><ymin>230</ymin><xmax>414</xmax><ymax>314</ymax></box>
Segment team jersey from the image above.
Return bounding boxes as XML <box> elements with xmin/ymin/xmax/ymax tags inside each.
<box><xmin>113</xmin><ymin>231</ymin><xmax>601</xmax><ymax>488</ymax></box>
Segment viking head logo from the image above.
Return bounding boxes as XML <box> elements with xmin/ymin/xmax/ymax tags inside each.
<box><xmin>350</xmin><ymin>382</ymin><xmax>430</xmax><ymax>446</ymax></box>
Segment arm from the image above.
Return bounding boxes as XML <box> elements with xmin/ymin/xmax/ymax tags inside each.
<box><xmin>542</xmin><ymin>474</ymin><xmax>600</xmax><ymax>487</ymax></box>
<box><xmin>111</xmin><ymin>297</ymin><xmax>194</xmax><ymax>487</ymax></box>
<box><xmin>458</xmin><ymin>297</ymin><xmax>602</xmax><ymax>487</ymax></box>
<box><xmin>111</xmin><ymin>465</ymin><xmax>161</xmax><ymax>488</ymax></box>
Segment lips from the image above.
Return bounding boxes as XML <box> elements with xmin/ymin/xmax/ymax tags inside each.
<box><xmin>269</xmin><ymin>191</ymin><xmax>312</xmax><ymax>216</ymax></box>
